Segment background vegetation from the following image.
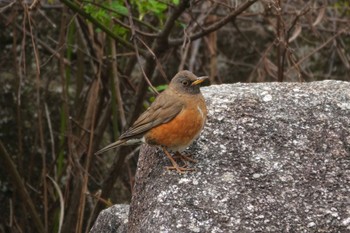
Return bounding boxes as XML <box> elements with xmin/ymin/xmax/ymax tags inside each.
<box><xmin>0</xmin><ymin>0</ymin><xmax>349</xmax><ymax>232</ymax></box>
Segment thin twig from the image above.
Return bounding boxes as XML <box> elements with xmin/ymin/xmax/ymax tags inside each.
<box><xmin>136</xmin><ymin>36</ymin><xmax>168</xmax><ymax>82</ymax></box>
<box><xmin>11</xmin><ymin>9</ymin><xmax>25</xmax><ymax>176</ymax></box>
<box><xmin>169</xmin><ymin>0</ymin><xmax>258</xmax><ymax>46</ymax></box>
<box><xmin>179</xmin><ymin>29</ymin><xmax>191</xmax><ymax>71</ymax></box>
<box><xmin>112</xmin><ymin>17</ymin><xmax>159</xmax><ymax>38</ymax></box>
<box><xmin>44</xmin><ymin>103</ymin><xmax>56</xmax><ymax>178</ymax></box>
<box><xmin>275</xmin><ymin>0</ymin><xmax>284</xmax><ymax>82</ymax></box>
<box><xmin>110</xmin><ymin>36</ymin><xmax>127</xmax><ymax>128</ymax></box>
<box><xmin>247</xmin><ymin>43</ymin><xmax>275</xmax><ymax>82</ymax></box>
<box><xmin>0</xmin><ymin>0</ymin><xmax>16</xmax><ymax>12</ymax></box>
<box><xmin>29</xmin><ymin>0</ymin><xmax>40</xmax><ymax>10</ymax></box>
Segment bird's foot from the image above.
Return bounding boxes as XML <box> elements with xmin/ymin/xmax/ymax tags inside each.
<box><xmin>162</xmin><ymin>147</ymin><xmax>195</xmax><ymax>174</ymax></box>
<box><xmin>165</xmin><ymin>165</ymin><xmax>195</xmax><ymax>174</ymax></box>
<box><xmin>174</xmin><ymin>151</ymin><xmax>197</xmax><ymax>164</ymax></box>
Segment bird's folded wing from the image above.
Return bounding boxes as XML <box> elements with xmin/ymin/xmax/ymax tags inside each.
<box><xmin>119</xmin><ymin>92</ymin><xmax>183</xmax><ymax>140</ymax></box>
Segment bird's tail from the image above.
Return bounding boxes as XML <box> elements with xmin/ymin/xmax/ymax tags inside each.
<box><xmin>95</xmin><ymin>139</ymin><xmax>127</xmax><ymax>155</ymax></box>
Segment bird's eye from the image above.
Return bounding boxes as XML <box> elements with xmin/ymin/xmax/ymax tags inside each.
<box><xmin>182</xmin><ymin>80</ymin><xmax>189</xmax><ymax>86</ymax></box>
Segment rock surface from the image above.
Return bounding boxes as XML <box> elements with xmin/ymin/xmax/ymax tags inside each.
<box><xmin>93</xmin><ymin>81</ymin><xmax>350</xmax><ymax>232</ymax></box>
<box><xmin>90</xmin><ymin>204</ymin><xmax>129</xmax><ymax>233</ymax></box>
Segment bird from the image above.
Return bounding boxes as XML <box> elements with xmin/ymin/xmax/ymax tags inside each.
<box><xmin>96</xmin><ymin>70</ymin><xmax>208</xmax><ymax>173</ymax></box>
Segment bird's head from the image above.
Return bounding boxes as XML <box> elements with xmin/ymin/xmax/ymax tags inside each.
<box><xmin>169</xmin><ymin>70</ymin><xmax>208</xmax><ymax>95</ymax></box>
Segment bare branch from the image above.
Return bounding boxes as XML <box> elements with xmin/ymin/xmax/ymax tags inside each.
<box><xmin>169</xmin><ymin>0</ymin><xmax>258</xmax><ymax>46</ymax></box>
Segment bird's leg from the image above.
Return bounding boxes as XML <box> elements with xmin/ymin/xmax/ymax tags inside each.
<box><xmin>174</xmin><ymin>151</ymin><xmax>197</xmax><ymax>164</ymax></box>
<box><xmin>161</xmin><ymin>147</ymin><xmax>195</xmax><ymax>173</ymax></box>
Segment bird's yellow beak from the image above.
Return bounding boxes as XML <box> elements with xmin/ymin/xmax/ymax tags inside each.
<box><xmin>191</xmin><ymin>76</ymin><xmax>209</xmax><ymax>86</ymax></box>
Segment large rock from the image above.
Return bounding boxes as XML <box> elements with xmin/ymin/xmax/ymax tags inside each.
<box><xmin>93</xmin><ymin>81</ymin><xmax>350</xmax><ymax>232</ymax></box>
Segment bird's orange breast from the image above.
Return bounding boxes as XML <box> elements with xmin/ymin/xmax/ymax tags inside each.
<box><xmin>145</xmin><ymin>102</ymin><xmax>207</xmax><ymax>151</ymax></box>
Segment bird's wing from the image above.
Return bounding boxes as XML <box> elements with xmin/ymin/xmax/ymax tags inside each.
<box><xmin>119</xmin><ymin>91</ymin><xmax>183</xmax><ymax>140</ymax></box>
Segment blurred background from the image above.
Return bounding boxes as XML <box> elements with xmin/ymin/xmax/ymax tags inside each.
<box><xmin>0</xmin><ymin>0</ymin><xmax>349</xmax><ymax>232</ymax></box>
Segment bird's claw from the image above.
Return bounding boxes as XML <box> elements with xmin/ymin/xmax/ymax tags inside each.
<box><xmin>165</xmin><ymin>165</ymin><xmax>195</xmax><ymax>174</ymax></box>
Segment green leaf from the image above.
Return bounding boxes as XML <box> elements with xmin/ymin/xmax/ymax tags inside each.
<box><xmin>155</xmin><ymin>84</ymin><xmax>168</xmax><ymax>92</ymax></box>
<box><xmin>148</xmin><ymin>84</ymin><xmax>168</xmax><ymax>93</ymax></box>
<box><xmin>149</xmin><ymin>96</ymin><xmax>155</xmax><ymax>103</ymax></box>
<box><xmin>109</xmin><ymin>2</ymin><xmax>128</xmax><ymax>15</ymax></box>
